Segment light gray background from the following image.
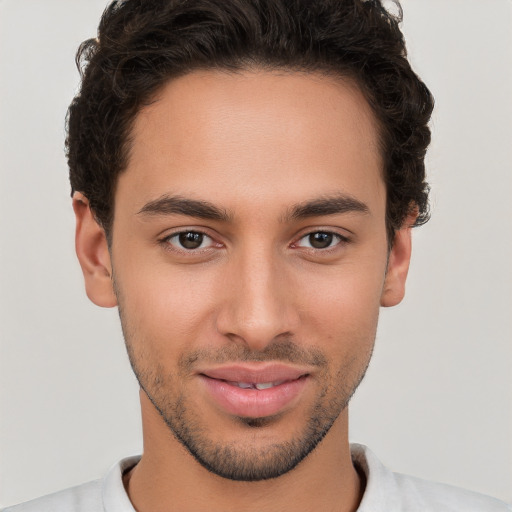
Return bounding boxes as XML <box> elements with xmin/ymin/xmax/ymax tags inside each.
<box><xmin>1</xmin><ymin>0</ymin><xmax>511</xmax><ymax>507</ymax></box>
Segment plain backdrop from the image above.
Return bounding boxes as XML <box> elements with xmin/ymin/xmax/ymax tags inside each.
<box><xmin>1</xmin><ymin>0</ymin><xmax>511</xmax><ymax>507</ymax></box>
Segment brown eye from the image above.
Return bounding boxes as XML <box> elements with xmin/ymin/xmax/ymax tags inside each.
<box><xmin>179</xmin><ymin>232</ymin><xmax>204</xmax><ymax>249</ymax></box>
<box><xmin>308</xmin><ymin>232</ymin><xmax>333</xmax><ymax>249</ymax></box>
<box><xmin>166</xmin><ymin>231</ymin><xmax>212</xmax><ymax>250</ymax></box>
<box><xmin>296</xmin><ymin>231</ymin><xmax>344</xmax><ymax>250</ymax></box>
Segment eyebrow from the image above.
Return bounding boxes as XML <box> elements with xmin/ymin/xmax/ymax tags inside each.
<box><xmin>137</xmin><ymin>193</ymin><xmax>369</xmax><ymax>223</ymax></box>
<box><xmin>137</xmin><ymin>195</ymin><xmax>231</xmax><ymax>221</ymax></box>
<box><xmin>285</xmin><ymin>194</ymin><xmax>370</xmax><ymax>221</ymax></box>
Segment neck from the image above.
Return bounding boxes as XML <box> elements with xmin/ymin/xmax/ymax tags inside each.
<box><xmin>125</xmin><ymin>391</ymin><xmax>363</xmax><ymax>512</ymax></box>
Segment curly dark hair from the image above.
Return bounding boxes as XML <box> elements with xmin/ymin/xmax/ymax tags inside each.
<box><xmin>66</xmin><ymin>0</ymin><xmax>434</xmax><ymax>242</ymax></box>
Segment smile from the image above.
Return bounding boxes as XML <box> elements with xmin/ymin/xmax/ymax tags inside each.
<box><xmin>198</xmin><ymin>364</ymin><xmax>311</xmax><ymax>418</ymax></box>
<box><xmin>226</xmin><ymin>380</ymin><xmax>289</xmax><ymax>390</ymax></box>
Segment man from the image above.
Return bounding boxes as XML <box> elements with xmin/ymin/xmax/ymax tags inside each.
<box><xmin>3</xmin><ymin>0</ymin><xmax>510</xmax><ymax>511</ymax></box>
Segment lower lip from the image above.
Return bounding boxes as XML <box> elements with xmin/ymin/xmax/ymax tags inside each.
<box><xmin>200</xmin><ymin>375</ymin><xmax>309</xmax><ymax>418</ymax></box>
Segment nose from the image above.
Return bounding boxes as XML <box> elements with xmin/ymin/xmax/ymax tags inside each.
<box><xmin>215</xmin><ymin>247</ymin><xmax>299</xmax><ymax>351</ymax></box>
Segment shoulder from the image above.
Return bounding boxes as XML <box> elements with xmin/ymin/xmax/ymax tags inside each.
<box><xmin>2</xmin><ymin>455</ymin><xmax>140</xmax><ymax>512</ymax></box>
<box><xmin>351</xmin><ymin>443</ymin><xmax>512</xmax><ymax>512</ymax></box>
<box><xmin>1</xmin><ymin>479</ymin><xmax>102</xmax><ymax>512</ymax></box>
<box><xmin>391</xmin><ymin>471</ymin><xmax>511</xmax><ymax>512</ymax></box>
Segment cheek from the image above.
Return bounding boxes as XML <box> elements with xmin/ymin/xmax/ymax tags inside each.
<box><xmin>115</xmin><ymin>256</ymin><xmax>222</xmax><ymax>350</ymax></box>
<box><xmin>298</xmin><ymin>261</ymin><xmax>385</xmax><ymax>353</ymax></box>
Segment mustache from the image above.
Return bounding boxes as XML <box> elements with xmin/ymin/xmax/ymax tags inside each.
<box><xmin>179</xmin><ymin>339</ymin><xmax>327</xmax><ymax>371</ymax></box>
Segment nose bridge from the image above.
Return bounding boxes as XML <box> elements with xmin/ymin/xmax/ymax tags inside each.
<box><xmin>217</xmin><ymin>242</ymin><xmax>296</xmax><ymax>350</ymax></box>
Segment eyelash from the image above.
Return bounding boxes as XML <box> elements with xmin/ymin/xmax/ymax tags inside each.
<box><xmin>292</xmin><ymin>231</ymin><xmax>349</xmax><ymax>251</ymax></box>
<box><xmin>160</xmin><ymin>230</ymin><xmax>219</xmax><ymax>252</ymax></box>
<box><xmin>159</xmin><ymin>229</ymin><xmax>350</xmax><ymax>255</ymax></box>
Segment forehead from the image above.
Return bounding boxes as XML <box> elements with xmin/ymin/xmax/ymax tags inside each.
<box><xmin>118</xmin><ymin>69</ymin><xmax>384</xmax><ymax>217</ymax></box>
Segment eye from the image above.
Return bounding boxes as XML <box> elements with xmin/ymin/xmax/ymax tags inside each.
<box><xmin>296</xmin><ymin>231</ymin><xmax>345</xmax><ymax>249</ymax></box>
<box><xmin>165</xmin><ymin>231</ymin><xmax>214</xmax><ymax>250</ymax></box>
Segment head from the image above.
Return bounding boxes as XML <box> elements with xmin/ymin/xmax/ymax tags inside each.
<box><xmin>67</xmin><ymin>0</ymin><xmax>433</xmax><ymax>244</ymax></box>
<box><xmin>69</xmin><ymin>0</ymin><xmax>433</xmax><ymax>482</ymax></box>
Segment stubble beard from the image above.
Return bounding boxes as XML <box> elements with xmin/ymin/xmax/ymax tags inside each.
<box><xmin>117</xmin><ymin>303</ymin><xmax>373</xmax><ymax>482</ymax></box>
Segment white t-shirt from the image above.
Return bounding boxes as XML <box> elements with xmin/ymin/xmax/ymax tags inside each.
<box><xmin>3</xmin><ymin>444</ymin><xmax>511</xmax><ymax>511</ymax></box>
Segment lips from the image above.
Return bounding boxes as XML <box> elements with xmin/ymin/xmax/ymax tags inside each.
<box><xmin>199</xmin><ymin>363</ymin><xmax>310</xmax><ymax>418</ymax></box>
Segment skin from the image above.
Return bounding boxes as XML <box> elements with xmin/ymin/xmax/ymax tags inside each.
<box><xmin>73</xmin><ymin>69</ymin><xmax>414</xmax><ymax>512</ymax></box>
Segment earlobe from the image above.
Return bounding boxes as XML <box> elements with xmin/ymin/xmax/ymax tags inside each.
<box><xmin>380</xmin><ymin>219</ymin><xmax>414</xmax><ymax>308</ymax></box>
<box><xmin>73</xmin><ymin>192</ymin><xmax>117</xmax><ymax>308</ymax></box>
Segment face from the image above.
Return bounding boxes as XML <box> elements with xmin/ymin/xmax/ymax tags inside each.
<box><xmin>75</xmin><ymin>69</ymin><xmax>412</xmax><ymax>481</ymax></box>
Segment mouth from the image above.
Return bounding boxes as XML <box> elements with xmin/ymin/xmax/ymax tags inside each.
<box><xmin>198</xmin><ymin>364</ymin><xmax>311</xmax><ymax>418</ymax></box>
<box><xmin>223</xmin><ymin>379</ymin><xmax>301</xmax><ymax>390</ymax></box>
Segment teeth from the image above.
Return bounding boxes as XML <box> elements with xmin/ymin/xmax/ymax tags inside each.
<box><xmin>233</xmin><ymin>382</ymin><xmax>254</xmax><ymax>389</ymax></box>
<box><xmin>255</xmin><ymin>382</ymin><xmax>275</xmax><ymax>390</ymax></box>
<box><xmin>227</xmin><ymin>380</ymin><xmax>286</xmax><ymax>390</ymax></box>
<box><xmin>255</xmin><ymin>380</ymin><xmax>286</xmax><ymax>390</ymax></box>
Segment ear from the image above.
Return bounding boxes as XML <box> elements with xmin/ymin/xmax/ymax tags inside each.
<box><xmin>73</xmin><ymin>192</ymin><xmax>117</xmax><ymax>308</ymax></box>
<box><xmin>380</xmin><ymin>215</ymin><xmax>415</xmax><ymax>308</ymax></box>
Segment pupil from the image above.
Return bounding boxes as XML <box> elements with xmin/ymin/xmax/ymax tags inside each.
<box><xmin>309</xmin><ymin>232</ymin><xmax>333</xmax><ymax>249</ymax></box>
<box><xmin>179</xmin><ymin>232</ymin><xmax>203</xmax><ymax>249</ymax></box>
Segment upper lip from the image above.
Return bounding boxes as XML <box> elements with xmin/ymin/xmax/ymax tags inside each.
<box><xmin>199</xmin><ymin>363</ymin><xmax>310</xmax><ymax>384</ymax></box>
